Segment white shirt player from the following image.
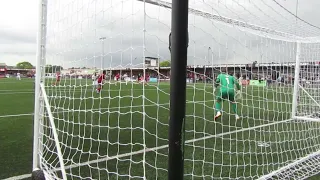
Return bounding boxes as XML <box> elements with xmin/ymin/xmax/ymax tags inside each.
<box><xmin>92</xmin><ymin>74</ymin><xmax>96</xmax><ymax>81</ymax></box>
<box><xmin>123</xmin><ymin>73</ymin><xmax>129</xmax><ymax>85</ymax></box>
<box><xmin>239</xmin><ymin>76</ymin><xmax>243</xmax><ymax>83</ymax></box>
<box><xmin>123</xmin><ymin>73</ymin><xmax>128</xmax><ymax>80</ymax></box>
<box><xmin>92</xmin><ymin>73</ymin><xmax>98</xmax><ymax>86</ymax></box>
<box><xmin>17</xmin><ymin>73</ymin><xmax>21</xmax><ymax>80</ymax></box>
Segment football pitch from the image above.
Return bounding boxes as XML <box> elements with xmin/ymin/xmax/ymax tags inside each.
<box><xmin>1</xmin><ymin>78</ymin><xmax>320</xmax><ymax>179</ymax></box>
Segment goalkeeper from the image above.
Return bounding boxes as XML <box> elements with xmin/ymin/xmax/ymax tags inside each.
<box><xmin>214</xmin><ymin>68</ymin><xmax>241</xmax><ymax>121</ymax></box>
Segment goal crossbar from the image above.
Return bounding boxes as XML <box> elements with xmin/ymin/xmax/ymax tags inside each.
<box><xmin>137</xmin><ymin>0</ymin><xmax>320</xmax><ymax>43</ymax></box>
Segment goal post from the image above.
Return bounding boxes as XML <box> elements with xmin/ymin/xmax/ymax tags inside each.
<box><xmin>33</xmin><ymin>0</ymin><xmax>48</xmax><ymax>172</ymax></box>
<box><xmin>292</xmin><ymin>42</ymin><xmax>320</xmax><ymax>122</ymax></box>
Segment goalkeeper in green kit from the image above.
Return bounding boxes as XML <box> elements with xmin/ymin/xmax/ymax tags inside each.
<box><xmin>214</xmin><ymin>68</ymin><xmax>241</xmax><ymax>121</ymax></box>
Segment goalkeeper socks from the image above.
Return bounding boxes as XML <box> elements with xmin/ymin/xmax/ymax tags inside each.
<box><xmin>215</xmin><ymin>101</ymin><xmax>222</xmax><ymax>112</ymax></box>
<box><xmin>232</xmin><ymin>103</ymin><xmax>237</xmax><ymax>114</ymax></box>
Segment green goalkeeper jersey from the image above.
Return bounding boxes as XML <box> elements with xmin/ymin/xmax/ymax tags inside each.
<box><xmin>215</xmin><ymin>73</ymin><xmax>240</xmax><ymax>92</ymax></box>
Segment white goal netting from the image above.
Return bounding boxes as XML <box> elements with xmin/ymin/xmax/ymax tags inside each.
<box><xmin>34</xmin><ymin>0</ymin><xmax>320</xmax><ymax>179</ymax></box>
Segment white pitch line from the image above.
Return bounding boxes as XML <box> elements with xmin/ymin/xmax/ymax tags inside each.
<box><xmin>0</xmin><ymin>98</ymin><xmax>215</xmax><ymax>119</ymax></box>
<box><xmin>0</xmin><ymin>92</ymin><xmax>36</xmax><ymax>95</ymax></box>
<box><xmin>0</xmin><ymin>103</ymin><xmax>171</xmax><ymax>120</ymax></box>
<box><xmin>0</xmin><ymin>88</ymin><xmax>172</xmax><ymax>95</ymax></box>
<box><xmin>0</xmin><ymin>113</ymin><xmax>34</xmax><ymax>118</ymax></box>
<box><xmin>2</xmin><ymin>173</ymin><xmax>31</xmax><ymax>180</ymax></box>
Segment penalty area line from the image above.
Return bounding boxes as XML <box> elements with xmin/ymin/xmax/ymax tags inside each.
<box><xmin>0</xmin><ymin>113</ymin><xmax>34</xmax><ymax>118</ymax></box>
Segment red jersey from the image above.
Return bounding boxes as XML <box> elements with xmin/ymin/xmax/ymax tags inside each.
<box><xmin>115</xmin><ymin>73</ymin><xmax>120</xmax><ymax>80</ymax></box>
<box><xmin>97</xmin><ymin>74</ymin><xmax>106</xmax><ymax>83</ymax></box>
<box><xmin>145</xmin><ymin>74</ymin><xmax>149</xmax><ymax>81</ymax></box>
<box><xmin>56</xmin><ymin>73</ymin><xmax>61</xmax><ymax>81</ymax></box>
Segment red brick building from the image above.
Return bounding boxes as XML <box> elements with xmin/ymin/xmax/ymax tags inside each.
<box><xmin>0</xmin><ymin>63</ymin><xmax>35</xmax><ymax>78</ymax></box>
<box><xmin>0</xmin><ymin>63</ymin><xmax>7</xmax><ymax>78</ymax></box>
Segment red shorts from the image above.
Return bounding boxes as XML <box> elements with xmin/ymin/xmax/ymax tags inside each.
<box><xmin>116</xmin><ymin>78</ymin><xmax>119</xmax><ymax>81</ymax></box>
<box><xmin>56</xmin><ymin>78</ymin><xmax>60</xmax><ymax>82</ymax></box>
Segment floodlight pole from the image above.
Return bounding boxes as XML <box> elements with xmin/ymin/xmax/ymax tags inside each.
<box><xmin>168</xmin><ymin>0</ymin><xmax>189</xmax><ymax>179</ymax></box>
<box><xmin>100</xmin><ymin>37</ymin><xmax>106</xmax><ymax>70</ymax></box>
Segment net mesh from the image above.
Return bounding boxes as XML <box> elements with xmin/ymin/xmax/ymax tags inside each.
<box><xmin>35</xmin><ymin>0</ymin><xmax>320</xmax><ymax>179</ymax></box>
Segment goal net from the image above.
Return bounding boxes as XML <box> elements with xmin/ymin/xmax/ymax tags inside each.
<box><xmin>33</xmin><ymin>0</ymin><xmax>320</xmax><ymax>179</ymax></box>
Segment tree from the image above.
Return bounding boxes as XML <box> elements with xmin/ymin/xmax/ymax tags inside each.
<box><xmin>159</xmin><ymin>60</ymin><xmax>171</xmax><ymax>67</ymax></box>
<box><xmin>16</xmin><ymin>61</ymin><xmax>33</xmax><ymax>69</ymax></box>
<box><xmin>45</xmin><ymin>65</ymin><xmax>63</xmax><ymax>73</ymax></box>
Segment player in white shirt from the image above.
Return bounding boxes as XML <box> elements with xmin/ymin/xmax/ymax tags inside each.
<box><xmin>266</xmin><ymin>75</ymin><xmax>272</xmax><ymax>88</ymax></box>
<box><xmin>16</xmin><ymin>72</ymin><xmax>21</xmax><ymax>80</ymax></box>
<box><xmin>238</xmin><ymin>76</ymin><xmax>243</xmax><ymax>86</ymax></box>
<box><xmin>92</xmin><ymin>73</ymin><xmax>98</xmax><ymax>88</ymax></box>
<box><xmin>123</xmin><ymin>73</ymin><xmax>129</xmax><ymax>85</ymax></box>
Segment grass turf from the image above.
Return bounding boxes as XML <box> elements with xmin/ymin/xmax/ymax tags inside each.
<box><xmin>0</xmin><ymin>78</ymin><xmax>319</xmax><ymax>179</ymax></box>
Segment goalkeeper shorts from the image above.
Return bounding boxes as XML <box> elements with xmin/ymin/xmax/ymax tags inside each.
<box><xmin>216</xmin><ymin>90</ymin><xmax>235</xmax><ymax>102</ymax></box>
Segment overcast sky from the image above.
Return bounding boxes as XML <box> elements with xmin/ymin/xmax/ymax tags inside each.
<box><xmin>1</xmin><ymin>0</ymin><xmax>320</xmax><ymax>68</ymax></box>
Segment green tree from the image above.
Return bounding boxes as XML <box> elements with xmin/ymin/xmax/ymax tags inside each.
<box><xmin>16</xmin><ymin>61</ymin><xmax>33</xmax><ymax>69</ymax></box>
<box><xmin>159</xmin><ymin>60</ymin><xmax>171</xmax><ymax>67</ymax></box>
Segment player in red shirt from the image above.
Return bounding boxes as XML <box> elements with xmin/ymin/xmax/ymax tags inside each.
<box><xmin>96</xmin><ymin>70</ymin><xmax>106</xmax><ymax>93</ymax></box>
<box><xmin>137</xmin><ymin>73</ymin><xmax>142</xmax><ymax>83</ymax></box>
<box><xmin>115</xmin><ymin>73</ymin><xmax>120</xmax><ymax>86</ymax></box>
<box><xmin>53</xmin><ymin>72</ymin><xmax>61</xmax><ymax>86</ymax></box>
<box><xmin>139</xmin><ymin>75</ymin><xmax>144</xmax><ymax>84</ymax></box>
<box><xmin>144</xmin><ymin>73</ymin><xmax>150</xmax><ymax>86</ymax></box>
<box><xmin>115</xmin><ymin>73</ymin><xmax>120</xmax><ymax>81</ymax></box>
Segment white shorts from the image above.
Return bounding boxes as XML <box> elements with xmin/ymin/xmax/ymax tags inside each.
<box><xmin>93</xmin><ymin>81</ymin><xmax>98</xmax><ymax>86</ymax></box>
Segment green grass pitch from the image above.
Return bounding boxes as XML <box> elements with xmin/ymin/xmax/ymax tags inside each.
<box><xmin>0</xmin><ymin>78</ymin><xmax>319</xmax><ymax>179</ymax></box>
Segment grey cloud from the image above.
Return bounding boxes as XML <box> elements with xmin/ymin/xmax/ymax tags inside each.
<box><xmin>2</xmin><ymin>51</ymin><xmax>36</xmax><ymax>56</ymax></box>
<box><xmin>0</xmin><ymin>30</ymin><xmax>35</xmax><ymax>44</ymax></box>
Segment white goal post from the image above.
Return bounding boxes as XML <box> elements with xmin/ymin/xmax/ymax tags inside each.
<box><xmin>33</xmin><ymin>0</ymin><xmax>320</xmax><ymax>179</ymax></box>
